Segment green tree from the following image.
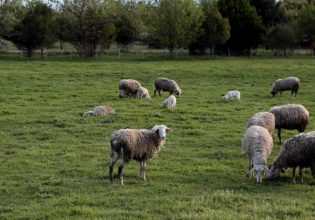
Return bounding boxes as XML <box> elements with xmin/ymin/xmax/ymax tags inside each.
<box><xmin>265</xmin><ymin>24</ymin><xmax>297</xmax><ymax>57</ymax></box>
<box><xmin>114</xmin><ymin>1</ymin><xmax>142</xmax><ymax>52</ymax></box>
<box><xmin>297</xmin><ymin>3</ymin><xmax>315</xmax><ymax>50</ymax></box>
<box><xmin>250</xmin><ymin>0</ymin><xmax>282</xmax><ymax>27</ymax></box>
<box><xmin>217</xmin><ymin>0</ymin><xmax>265</xmax><ymax>54</ymax></box>
<box><xmin>4</xmin><ymin>1</ymin><xmax>57</xmax><ymax>57</ymax></box>
<box><xmin>61</xmin><ymin>0</ymin><xmax>115</xmax><ymax>57</ymax></box>
<box><xmin>198</xmin><ymin>0</ymin><xmax>230</xmax><ymax>55</ymax></box>
<box><xmin>149</xmin><ymin>0</ymin><xmax>204</xmax><ymax>56</ymax></box>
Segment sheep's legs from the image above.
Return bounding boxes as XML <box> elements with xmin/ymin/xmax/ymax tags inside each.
<box><xmin>292</xmin><ymin>167</ymin><xmax>296</xmax><ymax>183</ymax></box>
<box><xmin>278</xmin><ymin>129</ymin><xmax>282</xmax><ymax>144</ymax></box>
<box><xmin>118</xmin><ymin>161</ymin><xmax>127</xmax><ymax>185</ymax></box>
<box><xmin>140</xmin><ymin>161</ymin><xmax>147</xmax><ymax>180</ymax></box>
<box><xmin>154</xmin><ymin>89</ymin><xmax>157</xmax><ymax>96</ymax></box>
<box><xmin>299</xmin><ymin>167</ymin><xmax>304</xmax><ymax>183</ymax></box>
<box><xmin>109</xmin><ymin>152</ymin><xmax>119</xmax><ymax>184</ymax></box>
<box><xmin>247</xmin><ymin>158</ymin><xmax>253</xmax><ymax>178</ymax></box>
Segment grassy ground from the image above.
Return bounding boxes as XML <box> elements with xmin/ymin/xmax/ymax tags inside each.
<box><xmin>1</xmin><ymin>57</ymin><xmax>315</xmax><ymax>219</ymax></box>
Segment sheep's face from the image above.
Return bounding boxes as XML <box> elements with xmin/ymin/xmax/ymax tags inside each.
<box><xmin>119</xmin><ymin>90</ymin><xmax>128</xmax><ymax>98</ymax></box>
<box><xmin>267</xmin><ymin>164</ymin><xmax>281</xmax><ymax>179</ymax></box>
<box><xmin>175</xmin><ymin>90</ymin><xmax>181</xmax><ymax>97</ymax></box>
<box><xmin>250</xmin><ymin>165</ymin><xmax>269</xmax><ymax>183</ymax></box>
<box><xmin>152</xmin><ymin>125</ymin><xmax>172</xmax><ymax>140</ymax></box>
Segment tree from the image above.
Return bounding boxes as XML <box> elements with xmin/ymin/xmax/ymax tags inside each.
<box><xmin>297</xmin><ymin>3</ymin><xmax>315</xmax><ymax>50</ymax></box>
<box><xmin>217</xmin><ymin>0</ymin><xmax>265</xmax><ymax>55</ymax></box>
<box><xmin>114</xmin><ymin>1</ymin><xmax>142</xmax><ymax>52</ymax></box>
<box><xmin>265</xmin><ymin>24</ymin><xmax>297</xmax><ymax>57</ymax></box>
<box><xmin>198</xmin><ymin>0</ymin><xmax>230</xmax><ymax>55</ymax></box>
<box><xmin>61</xmin><ymin>0</ymin><xmax>115</xmax><ymax>57</ymax></box>
<box><xmin>4</xmin><ymin>1</ymin><xmax>57</xmax><ymax>58</ymax></box>
<box><xmin>250</xmin><ymin>0</ymin><xmax>282</xmax><ymax>27</ymax></box>
<box><xmin>149</xmin><ymin>0</ymin><xmax>204</xmax><ymax>56</ymax></box>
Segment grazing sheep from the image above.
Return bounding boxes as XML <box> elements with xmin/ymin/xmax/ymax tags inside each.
<box><xmin>154</xmin><ymin>77</ymin><xmax>181</xmax><ymax>97</ymax></box>
<box><xmin>119</xmin><ymin>79</ymin><xmax>142</xmax><ymax>98</ymax></box>
<box><xmin>109</xmin><ymin>125</ymin><xmax>172</xmax><ymax>185</ymax></box>
<box><xmin>135</xmin><ymin>86</ymin><xmax>151</xmax><ymax>99</ymax></box>
<box><xmin>222</xmin><ymin>90</ymin><xmax>240</xmax><ymax>100</ymax></box>
<box><xmin>163</xmin><ymin>95</ymin><xmax>176</xmax><ymax>109</ymax></box>
<box><xmin>271</xmin><ymin>77</ymin><xmax>300</xmax><ymax>96</ymax></box>
<box><xmin>242</xmin><ymin>126</ymin><xmax>274</xmax><ymax>183</ymax></box>
<box><xmin>269</xmin><ymin>104</ymin><xmax>309</xmax><ymax>144</ymax></box>
<box><xmin>267</xmin><ymin>131</ymin><xmax>315</xmax><ymax>183</ymax></box>
<box><xmin>84</xmin><ymin>106</ymin><xmax>115</xmax><ymax>116</ymax></box>
<box><xmin>246</xmin><ymin>112</ymin><xmax>275</xmax><ymax>136</ymax></box>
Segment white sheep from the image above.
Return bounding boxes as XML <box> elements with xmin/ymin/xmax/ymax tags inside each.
<box><xmin>163</xmin><ymin>95</ymin><xmax>176</xmax><ymax>109</ymax></box>
<box><xmin>84</xmin><ymin>106</ymin><xmax>115</xmax><ymax>116</ymax></box>
<box><xmin>135</xmin><ymin>86</ymin><xmax>151</xmax><ymax>99</ymax></box>
<box><xmin>222</xmin><ymin>90</ymin><xmax>240</xmax><ymax>100</ymax></box>
<box><xmin>269</xmin><ymin>104</ymin><xmax>309</xmax><ymax>144</ymax></box>
<box><xmin>109</xmin><ymin>125</ymin><xmax>172</xmax><ymax>185</ymax></box>
<box><xmin>242</xmin><ymin>125</ymin><xmax>274</xmax><ymax>183</ymax></box>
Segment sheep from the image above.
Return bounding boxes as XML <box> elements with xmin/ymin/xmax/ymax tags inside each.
<box><xmin>154</xmin><ymin>77</ymin><xmax>181</xmax><ymax>97</ymax></box>
<box><xmin>242</xmin><ymin>125</ymin><xmax>274</xmax><ymax>183</ymax></box>
<box><xmin>246</xmin><ymin>112</ymin><xmax>275</xmax><ymax>136</ymax></box>
<box><xmin>163</xmin><ymin>95</ymin><xmax>176</xmax><ymax>109</ymax></box>
<box><xmin>267</xmin><ymin>131</ymin><xmax>315</xmax><ymax>183</ymax></box>
<box><xmin>271</xmin><ymin>77</ymin><xmax>300</xmax><ymax>96</ymax></box>
<box><xmin>135</xmin><ymin>86</ymin><xmax>151</xmax><ymax>99</ymax></box>
<box><xmin>269</xmin><ymin>104</ymin><xmax>309</xmax><ymax>144</ymax></box>
<box><xmin>83</xmin><ymin>105</ymin><xmax>115</xmax><ymax>116</ymax></box>
<box><xmin>109</xmin><ymin>125</ymin><xmax>172</xmax><ymax>185</ymax></box>
<box><xmin>119</xmin><ymin>79</ymin><xmax>142</xmax><ymax>98</ymax></box>
<box><xmin>222</xmin><ymin>90</ymin><xmax>240</xmax><ymax>100</ymax></box>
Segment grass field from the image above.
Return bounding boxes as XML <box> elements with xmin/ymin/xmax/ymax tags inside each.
<box><xmin>1</xmin><ymin>57</ymin><xmax>315</xmax><ymax>219</ymax></box>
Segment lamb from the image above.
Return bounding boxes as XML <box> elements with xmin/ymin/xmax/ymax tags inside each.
<box><xmin>242</xmin><ymin>125</ymin><xmax>274</xmax><ymax>183</ymax></box>
<box><xmin>119</xmin><ymin>79</ymin><xmax>142</xmax><ymax>98</ymax></box>
<box><xmin>135</xmin><ymin>86</ymin><xmax>151</xmax><ymax>99</ymax></box>
<box><xmin>246</xmin><ymin>112</ymin><xmax>275</xmax><ymax>136</ymax></box>
<box><xmin>267</xmin><ymin>131</ymin><xmax>315</xmax><ymax>183</ymax></box>
<box><xmin>163</xmin><ymin>95</ymin><xmax>176</xmax><ymax>109</ymax></box>
<box><xmin>83</xmin><ymin>105</ymin><xmax>115</xmax><ymax>116</ymax></box>
<box><xmin>271</xmin><ymin>77</ymin><xmax>300</xmax><ymax>96</ymax></box>
<box><xmin>154</xmin><ymin>77</ymin><xmax>181</xmax><ymax>97</ymax></box>
<box><xmin>222</xmin><ymin>90</ymin><xmax>240</xmax><ymax>100</ymax></box>
<box><xmin>109</xmin><ymin>125</ymin><xmax>172</xmax><ymax>185</ymax></box>
<box><xmin>269</xmin><ymin>104</ymin><xmax>309</xmax><ymax>144</ymax></box>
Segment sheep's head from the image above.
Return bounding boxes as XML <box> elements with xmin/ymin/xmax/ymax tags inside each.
<box><xmin>266</xmin><ymin>164</ymin><xmax>282</xmax><ymax>179</ymax></box>
<box><xmin>249</xmin><ymin>165</ymin><xmax>269</xmax><ymax>183</ymax></box>
<box><xmin>152</xmin><ymin>125</ymin><xmax>172</xmax><ymax>140</ymax></box>
<box><xmin>83</xmin><ymin>111</ymin><xmax>94</xmax><ymax>116</ymax></box>
<box><xmin>270</xmin><ymin>91</ymin><xmax>277</xmax><ymax>96</ymax></box>
<box><xmin>175</xmin><ymin>89</ymin><xmax>181</xmax><ymax>97</ymax></box>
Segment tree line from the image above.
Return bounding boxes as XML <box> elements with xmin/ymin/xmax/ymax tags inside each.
<box><xmin>0</xmin><ymin>0</ymin><xmax>314</xmax><ymax>58</ymax></box>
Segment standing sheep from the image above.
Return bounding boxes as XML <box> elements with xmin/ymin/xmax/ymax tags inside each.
<box><xmin>119</xmin><ymin>79</ymin><xmax>142</xmax><ymax>98</ymax></box>
<box><xmin>269</xmin><ymin>104</ymin><xmax>309</xmax><ymax>144</ymax></box>
<box><xmin>267</xmin><ymin>131</ymin><xmax>315</xmax><ymax>183</ymax></box>
<box><xmin>242</xmin><ymin>126</ymin><xmax>274</xmax><ymax>183</ymax></box>
<box><xmin>222</xmin><ymin>90</ymin><xmax>240</xmax><ymax>100</ymax></box>
<box><xmin>109</xmin><ymin>125</ymin><xmax>172</xmax><ymax>185</ymax></box>
<box><xmin>163</xmin><ymin>95</ymin><xmax>176</xmax><ymax>109</ymax></box>
<box><xmin>271</xmin><ymin>77</ymin><xmax>300</xmax><ymax>96</ymax></box>
<box><xmin>83</xmin><ymin>106</ymin><xmax>115</xmax><ymax>116</ymax></box>
<box><xmin>246</xmin><ymin>112</ymin><xmax>275</xmax><ymax>136</ymax></box>
<box><xmin>154</xmin><ymin>77</ymin><xmax>181</xmax><ymax>97</ymax></box>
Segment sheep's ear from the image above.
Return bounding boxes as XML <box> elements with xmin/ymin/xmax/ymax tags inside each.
<box><xmin>166</xmin><ymin>127</ymin><xmax>172</xmax><ymax>133</ymax></box>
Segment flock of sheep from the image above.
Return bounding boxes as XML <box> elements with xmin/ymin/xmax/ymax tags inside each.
<box><xmin>85</xmin><ymin>75</ymin><xmax>315</xmax><ymax>185</ymax></box>
<box><xmin>243</xmin><ymin>76</ymin><xmax>315</xmax><ymax>183</ymax></box>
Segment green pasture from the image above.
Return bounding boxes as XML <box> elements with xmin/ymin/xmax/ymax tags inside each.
<box><xmin>1</xmin><ymin>58</ymin><xmax>315</xmax><ymax>219</ymax></box>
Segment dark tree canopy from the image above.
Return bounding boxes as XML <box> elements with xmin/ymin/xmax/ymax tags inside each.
<box><xmin>218</xmin><ymin>0</ymin><xmax>265</xmax><ymax>54</ymax></box>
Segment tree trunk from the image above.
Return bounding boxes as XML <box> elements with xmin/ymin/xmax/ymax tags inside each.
<box><xmin>27</xmin><ymin>48</ymin><xmax>32</xmax><ymax>58</ymax></box>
